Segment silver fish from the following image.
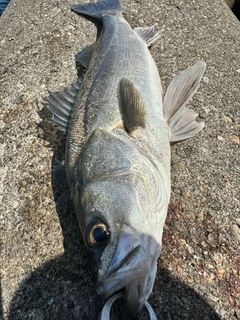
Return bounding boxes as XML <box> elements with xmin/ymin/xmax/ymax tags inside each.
<box><xmin>44</xmin><ymin>0</ymin><xmax>206</xmax><ymax>318</ymax></box>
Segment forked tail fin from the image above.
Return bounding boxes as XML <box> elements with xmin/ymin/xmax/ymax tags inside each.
<box><xmin>163</xmin><ymin>62</ymin><xmax>206</xmax><ymax>142</ymax></box>
<box><xmin>71</xmin><ymin>0</ymin><xmax>122</xmax><ymax>22</ymax></box>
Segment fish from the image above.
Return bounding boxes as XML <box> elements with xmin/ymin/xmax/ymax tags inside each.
<box><xmin>0</xmin><ymin>0</ymin><xmax>11</xmax><ymax>15</ymax></box>
<box><xmin>43</xmin><ymin>0</ymin><xmax>206</xmax><ymax>318</ymax></box>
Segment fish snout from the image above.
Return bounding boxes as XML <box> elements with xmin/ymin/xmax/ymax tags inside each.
<box><xmin>96</xmin><ymin>230</ymin><xmax>160</xmax><ymax>319</ymax></box>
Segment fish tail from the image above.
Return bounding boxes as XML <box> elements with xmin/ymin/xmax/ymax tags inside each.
<box><xmin>71</xmin><ymin>0</ymin><xmax>122</xmax><ymax>22</ymax></box>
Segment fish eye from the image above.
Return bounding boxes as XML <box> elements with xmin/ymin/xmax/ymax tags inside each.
<box><xmin>87</xmin><ymin>219</ymin><xmax>110</xmax><ymax>247</ymax></box>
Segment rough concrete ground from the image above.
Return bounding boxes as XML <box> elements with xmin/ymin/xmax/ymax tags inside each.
<box><xmin>0</xmin><ymin>0</ymin><xmax>239</xmax><ymax>319</ymax></box>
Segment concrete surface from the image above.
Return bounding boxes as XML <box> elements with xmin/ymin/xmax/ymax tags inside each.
<box><xmin>0</xmin><ymin>0</ymin><xmax>239</xmax><ymax>319</ymax></box>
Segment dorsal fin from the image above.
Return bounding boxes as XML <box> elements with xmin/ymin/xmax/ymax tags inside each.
<box><xmin>118</xmin><ymin>78</ymin><xmax>146</xmax><ymax>135</ymax></box>
<box><xmin>75</xmin><ymin>44</ymin><xmax>94</xmax><ymax>77</ymax></box>
<box><xmin>134</xmin><ymin>26</ymin><xmax>160</xmax><ymax>47</ymax></box>
<box><xmin>43</xmin><ymin>78</ymin><xmax>82</xmax><ymax>133</ymax></box>
<box><xmin>43</xmin><ymin>41</ymin><xmax>94</xmax><ymax>133</ymax></box>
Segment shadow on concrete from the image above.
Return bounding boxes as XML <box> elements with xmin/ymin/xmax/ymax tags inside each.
<box><xmin>7</xmin><ymin>124</ymin><xmax>99</xmax><ymax>320</ymax></box>
<box><xmin>6</xmin><ymin>113</ymin><xmax>221</xmax><ymax>320</ymax></box>
<box><xmin>232</xmin><ymin>0</ymin><xmax>240</xmax><ymax>19</ymax></box>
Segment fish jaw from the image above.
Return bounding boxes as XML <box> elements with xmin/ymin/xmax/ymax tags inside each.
<box><xmin>96</xmin><ymin>227</ymin><xmax>161</xmax><ymax>319</ymax></box>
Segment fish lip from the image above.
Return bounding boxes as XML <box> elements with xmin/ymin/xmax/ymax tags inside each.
<box><xmin>96</xmin><ymin>230</ymin><xmax>146</xmax><ymax>295</ymax></box>
<box><xmin>106</xmin><ymin>232</ymin><xmax>142</xmax><ymax>275</ymax></box>
<box><xmin>96</xmin><ymin>231</ymin><xmax>150</xmax><ymax>319</ymax></box>
<box><xmin>96</xmin><ymin>262</ymin><xmax>148</xmax><ymax>298</ymax></box>
<box><xmin>96</xmin><ymin>233</ymin><xmax>162</xmax><ymax>318</ymax></box>
<box><xmin>96</xmin><ymin>244</ymin><xmax>148</xmax><ymax>298</ymax></box>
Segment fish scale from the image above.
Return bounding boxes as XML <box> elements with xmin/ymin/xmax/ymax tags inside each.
<box><xmin>67</xmin><ymin>16</ymin><xmax>166</xmax><ymax>185</ymax></box>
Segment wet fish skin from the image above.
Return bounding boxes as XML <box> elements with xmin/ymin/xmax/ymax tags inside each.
<box><xmin>44</xmin><ymin>0</ymin><xmax>206</xmax><ymax>318</ymax></box>
<box><xmin>68</xmin><ymin>2</ymin><xmax>170</xmax><ymax>317</ymax></box>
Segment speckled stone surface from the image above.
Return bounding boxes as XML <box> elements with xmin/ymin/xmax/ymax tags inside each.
<box><xmin>0</xmin><ymin>0</ymin><xmax>239</xmax><ymax>319</ymax></box>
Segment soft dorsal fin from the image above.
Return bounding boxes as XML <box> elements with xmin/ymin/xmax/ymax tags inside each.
<box><xmin>134</xmin><ymin>26</ymin><xmax>160</xmax><ymax>47</ymax></box>
<box><xmin>163</xmin><ymin>62</ymin><xmax>206</xmax><ymax>142</ymax></box>
<box><xmin>75</xmin><ymin>44</ymin><xmax>94</xmax><ymax>77</ymax></box>
<box><xmin>43</xmin><ymin>78</ymin><xmax>82</xmax><ymax>133</ymax></box>
<box><xmin>44</xmin><ymin>43</ymin><xmax>94</xmax><ymax>132</ymax></box>
<box><xmin>118</xmin><ymin>78</ymin><xmax>146</xmax><ymax>134</ymax></box>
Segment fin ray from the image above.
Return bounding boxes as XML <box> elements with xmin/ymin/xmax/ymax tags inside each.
<box><xmin>118</xmin><ymin>78</ymin><xmax>146</xmax><ymax>134</ymax></box>
<box><xmin>52</xmin><ymin>114</ymin><xmax>68</xmax><ymax>126</ymax></box>
<box><xmin>43</xmin><ymin>79</ymin><xmax>81</xmax><ymax>133</ymax></box>
<box><xmin>46</xmin><ymin>93</ymin><xmax>72</xmax><ymax>113</ymax></box>
<box><xmin>134</xmin><ymin>26</ymin><xmax>160</xmax><ymax>47</ymax></box>
<box><xmin>163</xmin><ymin>62</ymin><xmax>206</xmax><ymax>142</ymax></box>
<box><xmin>75</xmin><ymin>44</ymin><xmax>95</xmax><ymax>77</ymax></box>
<box><xmin>169</xmin><ymin>107</ymin><xmax>204</xmax><ymax>142</ymax></box>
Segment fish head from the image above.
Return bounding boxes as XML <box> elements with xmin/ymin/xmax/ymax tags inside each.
<box><xmin>71</xmin><ymin>128</ymin><xmax>169</xmax><ymax>318</ymax></box>
<box><xmin>79</xmin><ymin>178</ymin><xmax>162</xmax><ymax>319</ymax></box>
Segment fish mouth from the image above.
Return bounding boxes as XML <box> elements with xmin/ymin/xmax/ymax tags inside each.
<box><xmin>96</xmin><ymin>231</ymin><xmax>160</xmax><ymax>319</ymax></box>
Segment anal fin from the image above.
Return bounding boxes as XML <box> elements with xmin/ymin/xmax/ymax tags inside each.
<box><xmin>163</xmin><ymin>61</ymin><xmax>206</xmax><ymax>142</ymax></box>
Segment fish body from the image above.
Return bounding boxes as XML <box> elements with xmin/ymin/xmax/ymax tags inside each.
<box><xmin>44</xmin><ymin>0</ymin><xmax>205</xmax><ymax>318</ymax></box>
<box><xmin>67</xmin><ymin>12</ymin><xmax>169</xmax><ymax>178</ymax></box>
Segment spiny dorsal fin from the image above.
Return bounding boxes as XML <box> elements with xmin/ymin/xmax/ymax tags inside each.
<box><xmin>43</xmin><ymin>78</ymin><xmax>82</xmax><ymax>133</ymax></box>
<box><xmin>118</xmin><ymin>78</ymin><xmax>146</xmax><ymax>134</ymax></box>
<box><xmin>163</xmin><ymin>62</ymin><xmax>206</xmax><ymax>142</ymax></box>
<box><xmin>134</xmin><ymin>26</ymin><xmax>160</xmax><ymax>47</ymax></box>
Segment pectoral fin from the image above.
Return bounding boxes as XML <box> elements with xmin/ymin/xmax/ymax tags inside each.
<box><xmin>163</xmin><ymin>62</ymin><xmax>206</xmax><ymax>142</ymax></box>
<box><xmin>118</xmin><ymin>78</ymin><xmax>146</xmax><ymax>135</ymax></box>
